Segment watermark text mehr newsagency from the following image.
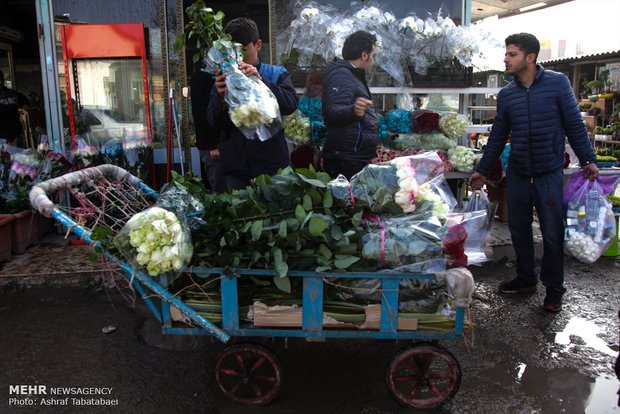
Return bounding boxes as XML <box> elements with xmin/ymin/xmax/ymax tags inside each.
<box><xmin>8</xmin><ymin>385</ymin><xmax>118</xmax><ymax>407</ymax></box>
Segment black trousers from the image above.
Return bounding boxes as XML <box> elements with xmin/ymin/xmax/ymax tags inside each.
<box><xmin>323</xmin><ymin>158</ymin><xmax>367</xmax><ymax>180</ymax></box>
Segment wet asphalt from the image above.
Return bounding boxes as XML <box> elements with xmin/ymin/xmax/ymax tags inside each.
<box><xmin>0</xmin><ymin>256</ymin><xmax>619</xmax><ymax>414</ymax></box>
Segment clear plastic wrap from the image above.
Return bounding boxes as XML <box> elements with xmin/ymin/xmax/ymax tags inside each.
<box><xmin>330</xmin><ymin>152</ymin><xmax>456</xmax><ymax>217</ymax></box>
<box><xmin>8</xmin><ymin>150</ymin><xmax>40</xmax><ymax>193</ymax></box>
<box><xmin>37</xmin><ymin>151</ymin><xmax>74</xmax><ymax>182</ymax></box>
<box><xmin>73</xmin><ymin>136</ymin><xmax>102</xmax><ymax>170</ymax></box>
<box><xmin>283</xmin><ymin>110</ymin><xmax>311</xmax><ymax>143</ymax></box>
<box><xmin>113</xmin><ymin>182</ymin><xmax>204</xmax><ymax>278</ymax></box>
<box><xmin>123</xmin><ymin>136</ymin><xmax>153</xmax><ymax>183</ymax></box>
<box><xmin>447</xmin><ymin>145</ymin><xmax>479</xmax><ymax>172</ymax></box>
<box><xmin>444</xmin><ymin>210</ymin><xmax>491</xmax><ymax>267</ymax></box>
<box><xmin>564</xmin><ymin>180</ymin><xmax>617</xmax><ymax>264</ymax></box>
<box><xmin>387</xmin><ymin>133</ymin><xmax>456</xmax><ymax>152</ymax></box>
<box><xmin>462</xmin><ymin>189</ymin><xmax>497</xmax><ymax>230</ymax></box>
<box><xmin>362</xmin><ymin>214</ymin><xmax>448</xmax><ymax>274</ymax></box>
<box><xmin>439</xmin><ymin>112</ymin><xmax>467</xmax><ymax>140</ymax></box>
<box><xmin>100</xmin><ymin>138</ymin><xmax>126</xmax><ymax>168</ymax></box>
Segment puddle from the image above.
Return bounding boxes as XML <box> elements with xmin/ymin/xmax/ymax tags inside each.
<box><xmin>585</xmin><ymin>376</ymin><xmax>620</xmax><ymax>414</ymax></box>
<box><xmin>555</xmin><ymin>317</ymin><xmax>618</xmax><ymax>357</ymax></box>
<box><xmin>519</xmin><ymin>366</ymin><xmax>619</xmax><ymax>413</ymax></box>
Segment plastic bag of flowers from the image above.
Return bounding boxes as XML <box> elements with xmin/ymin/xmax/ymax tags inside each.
<box><xmin>462</xmin><ymin>189</ymin><xmax>497</xmax><ymax>230</ymax></box>
<box><xmin>123</xmin><ymin>135</ymin><xmax>153</xmax><ymax>183</ymax></box>
<box><xmin>564</xmin><ymin>179</ymin><xmax>616</xmax><ymax>264</ymax></box>
<box><xmin>37</xmin><ymin>151</ymin><xmax>74</xmax><ymax>182</ymax></box>
<box><xmin>387</xmin><ymin>109</ymin><xmax>412</xmax><ymax>134</ymax></box>
<box><xmin>0</xmin><ymin>146</ymin><xmax>12</xmax><ymax>193</ymax></box>
<box><xmin>361</xmin><ymin>213</ymin><xmax>448</xmax><ymax>274</ymax></box>
<box><xmin>113</xmin><ymin>180</ymin><xmax>204</xmax><ymax>278</ymax></box>
<box><xmin>444</xmin><ymin>210</ymin><xmax>491</xmax><ymax>267</ymax></box>
<box><xmin>176</xmin><ymin>3</ymin><xmax>282</xmax><ymax>142</ymax></box>
<box><xmin>100</xmin><ymin>138</ymin><xmax>126</xmax><ymax>168</ymax></box>
<box><xmin>439</xmin><ymin>112</ymin><xmax>467</xmax><ymax>140</ymax></box>
<box><xmin>8</xmin><ymin>149</ymin><xmax>41</xmax><ymax>193</ymax></box>
<box><xmin>447</xmin><ymin>145</ymin><xmax>479</xmax><ymax>172</ymax></box>
<box><xmin>283</xmin><ymin>110</ymin><xmax>311</xmax><ymax>143</ymax></box>
<box><xmin>330</xmin><ymin>152</ymin><xmax>456</xmax><ymax>217</ymax></box>
<box><xmin>388</xmin><ymin>132</ymin><xmax>456</xmax><ymax>152</ymax></box>
<box><xmin>73</xmin><ymin>136</ymin><xmax>101</xmax><ymax>169</ymax></box>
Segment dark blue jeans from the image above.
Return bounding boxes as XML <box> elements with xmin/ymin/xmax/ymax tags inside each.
<box><xmin>506</xmin><ymin>166</ymin><xmax>566</xmax><ymax>292</ymax></box>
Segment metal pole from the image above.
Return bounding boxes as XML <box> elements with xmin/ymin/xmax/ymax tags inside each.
<box><xmin>35</xmin><ymin>0</ymin><xmax>66</xmax><ymax>155</ymax></box>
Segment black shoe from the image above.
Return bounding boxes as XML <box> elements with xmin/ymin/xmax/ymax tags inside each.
<box><xmin>543</xmin><ymin>288</ymin><xmax>563</xmax><ymax>312</ymax></box>
<box><xmin>498</xmin><ymin>277</ymin><xmax>538</xmax><ymax>294</ymax></box>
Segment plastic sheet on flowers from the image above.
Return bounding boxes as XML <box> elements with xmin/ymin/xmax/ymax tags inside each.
<box><xmin>385</xmin><ymin>132</ymin><xmax>456</xmax><ymax>152</ymax></box>
<box><xmin>113</xmin><ymin>181</ymin><xmax>204</xmax><ymax>279</ymax></box>
<box><xmin>330</xmin><ymin>152</ymin><xmax>456</xmax><ymax>217</ymax></box>
<box><xmin>123</xmin><ymin>137</ymin><xmax>153</xmax><ymax>184</ymax></box>
<box><xmin>564</xmin><ymin>179</ymin><xmax>617</xmax><ymax>264</ymax></box>
<box><xmin>439</xmin><ymin>112</ymin><xmax>467</xmax><ymax>140</ymax></box>
<box><xmin>327</xmin><ymin>275</ymin><xmax>450</xmax><ymax>313</ymax></box>
<box><xmin>73</xmin><ymin>136</ymin><xmax>102</xmax><ymax>170</ymax></box>
<box><xmin>386</xmin><ymin>109</ymin><xmax>411</xmax><ymax>134</ymax></box>
<box><xmin>8</xmin><ymin>149</ymin><xmax>40</xmax><ymax>193</ymax></box>
<box><xmin>361</xmin><ymin>214</ymin><xmax>448</xmax><ymax>274</ymax></box>
<box><xmin>283</xmin><ymin>110</ymin><xmax>311</xmax><ymax>144</ymax></box>
<box><xmin>37</xmin><ymin>151</ymin><xmax>74</xmax><ymax>182</ymax></box>
<box><xmin>100</xmin><ymin>139</ymin><xmax>126</xmax><ymax>168</ymax></box>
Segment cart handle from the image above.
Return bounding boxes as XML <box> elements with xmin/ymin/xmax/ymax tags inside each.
<box><xmin>30</xmin><ymin>164</ymin><xmax>155</xmax><ymax>217</ymax></box>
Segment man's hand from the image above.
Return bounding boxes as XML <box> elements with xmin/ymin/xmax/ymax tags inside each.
<box><xmin>238</xmin><ymin>62</ymin><xmax>261</xmax><ymax>81</ymax></box>
<box><xmin>354</xmin><ymin>97</ymin><xmax>373</xmax><ymax>118</ymax></box>
<box><xmin>468</xmin><ymin>171</ymin><xmax>487</xmax><ymax>190</ymax></box>
<box><xmin>209</xmin><ymin>148</ymin><xmax>220</xmax><ymax>161</ymax></box>
<box><xmin>583</xmin><ymin>162</ymin><xmax>599</xmax><ymax>181</ymax></box>
<box><xmin>215</xmin><ymin>69</ymin><xmax>227</xmax><ymax>99</ymax></box>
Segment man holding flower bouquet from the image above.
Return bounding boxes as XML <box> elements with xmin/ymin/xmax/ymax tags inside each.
<box><xmin>207</xmin><ymin>18</ymin><xmax>299</xmax><ymax>192</ymax></box>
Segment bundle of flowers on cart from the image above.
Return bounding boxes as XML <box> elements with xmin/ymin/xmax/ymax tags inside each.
<box><xmin>175</xmin><ymin>2</ymin><xmax>282</xmax><ymax>141</ymax></box>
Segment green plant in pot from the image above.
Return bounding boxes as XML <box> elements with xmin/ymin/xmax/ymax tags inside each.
<box><xmin>586</xmin><ymin>79</ymin><xmax>604</xmax><ymax>97</ymax></box>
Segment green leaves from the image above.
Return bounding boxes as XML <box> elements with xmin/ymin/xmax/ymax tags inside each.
<box><xmin>188</xmin><ymin>167</ymin><xmax>369</xmax><ymax>292</ymax></box>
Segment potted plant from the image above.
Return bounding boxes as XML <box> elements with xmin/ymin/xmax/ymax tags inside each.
<box><xmin>579</xmin><ymin>73</ymin><xmax>591</xmax><ymax>99</ymax></box>
<box><xmin>579</xmin><ymin>103</ymin><xmax>592</xmax><ymax>116</ymax></box>
<box><xmin>588</xmin><ymin>96</ymin><xmax>601</xmax><ymax>116</ymax></box>
<box><xmin>586</xmin><ymin>79</ymin><xmax>604</xmax><ymax>97</ymax></box>
<box><xmin>594</xmin><ymin>126</ymin><xmax>613</xmax><ymax>141</ymax></box>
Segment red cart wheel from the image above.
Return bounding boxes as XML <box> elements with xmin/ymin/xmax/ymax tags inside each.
<box><xmin>215</xmin><ymin>344</ymin><xmax>282</xmax><ymax>405</ymax></box>
<box><xmin>386</xmin><ymin>342</ymin><xmax>461</xmax><ymax>409</ymax></box>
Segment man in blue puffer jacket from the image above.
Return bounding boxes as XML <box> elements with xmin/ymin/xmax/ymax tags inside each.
<box><xmin>207</xmin><ymin>18</ymin><xmax>299</xmax><ymax>192</ymax></box>
<box><xmin>322</xmin><ymin>30</ymin><xmax>379</xmax><ymax>179</ymax></box>
<box><xmin>469</xmin><ymin>33</ymin><xmax>599</xmax><ymax>312</ymax></box>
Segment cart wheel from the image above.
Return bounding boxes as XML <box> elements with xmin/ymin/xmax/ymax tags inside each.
<box><xmin>386</xmin><ymin>342</ymin><xmax>461</xmax><ymax>409</ymax></box>
<box><xmin>215</xmin><ymin>343</ymin><xmax>282</xmax><ymax>405</ymax></box>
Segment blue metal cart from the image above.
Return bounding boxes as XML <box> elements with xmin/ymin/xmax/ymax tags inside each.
<box><xmin>30</xmin><ymin>165</ymin><xmax>468</xmax><ymax>409</ymax></box>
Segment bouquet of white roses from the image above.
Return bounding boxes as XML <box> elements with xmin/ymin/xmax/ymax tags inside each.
<box><xmin>176</xmin><ymin>2</ymin><xmax>282</xmax><ymax>141</ymax></box>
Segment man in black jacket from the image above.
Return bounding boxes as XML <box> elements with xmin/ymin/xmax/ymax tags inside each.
<box><xmin>191</xmin><ymin>68</ymin><xmax>225</xmax><ymax>193</ymax></box>
<box><xmin>322</xmin><ymin>30</ymin><xmax>379</xmax><ymax>180</ymax></box>
<box><xmin>0</xmin><ymin>70</ymin><xmax>29</xmax><ymax>147</ymax></box>
<box><xmin>207</xmin><ymin>18</ymin><xmax>298</xmax><ymax>192</ymax></box>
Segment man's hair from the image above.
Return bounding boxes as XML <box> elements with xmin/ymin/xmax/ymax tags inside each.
<box><xmin>342</xmin><ymin>30</ymin><xmax>376</xmax><ymax>61</ymax></box>
<box><xmin>505</xmin><ymin>33</ymin><xmax>540</xmax><ymax>62</ymax></box>
<box><xmin>224</xmin><ymin>17</ymin><xmax>259</xmax><ymax>46</ymax></box>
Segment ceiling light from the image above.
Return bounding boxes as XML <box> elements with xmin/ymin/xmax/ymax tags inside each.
<box><xmin>519</xmin><ymin>2</ymin><xmax>547</xmax><ymax>12</ymax></box>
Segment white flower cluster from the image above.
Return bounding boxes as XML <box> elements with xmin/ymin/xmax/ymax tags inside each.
<box><xmin>439</xmin><ymin>113</ymin><xmax>467</xmax><ymax>140</ymax></box>
<box><xmin>447</xmin><ymin>146</ymin><xmax>478</xmax><ymax>172</ymax></box>
<box><xmin>565</xmin><ymin>232</ymin><xmax>603</xmax><ymax>264</ymax></box>
<box><xmin>124</xmin><ymin>207</ymin><xmax>193</xmax><ymax>276</ymax></box>
<box><xmin>393</xmin><ymin>157</ymin><xmax>418</xmax><ymax>213</ymax></box>
<box><xmin>124</xmin><ymin>139</ymin><xmax>152</xmax><ymax>150</ymax></box>
<box><xmin>283</xmin><ymin>110</ymin><xmax>311</xmax><ymax>143</ymax></box>
<box><xmin>230</xmin><ymin>99</ymin><xmax>277</xmax><ymax>129</ymax></box>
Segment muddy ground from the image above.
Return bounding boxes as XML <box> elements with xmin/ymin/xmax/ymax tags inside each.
<box><xmin>1</xmin><ymin>256</ymin><xmax>619</xmax><ymax>414</ymax></box>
